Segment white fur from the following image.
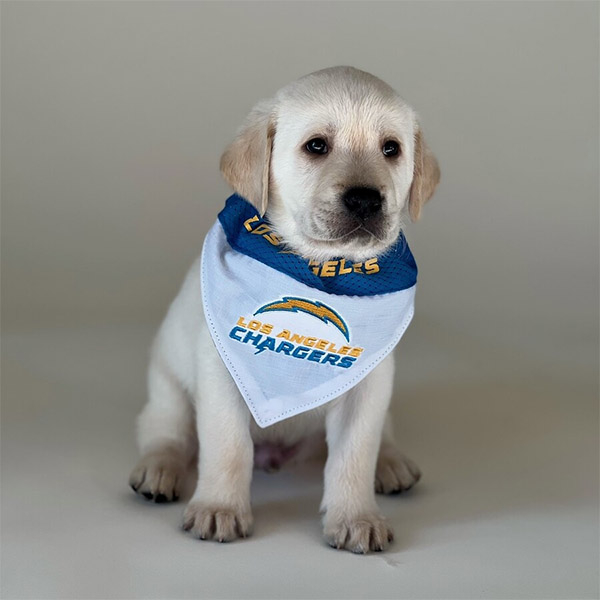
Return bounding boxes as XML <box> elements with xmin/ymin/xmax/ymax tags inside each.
<box><xmin>129</xmin><ymin>67</ymin><xmax>431</xmax><ymax>553</ymax></box>
<box><xmin>269</xmin><ymin>68</ymin><xmax>418</xmax><ymax>263</ymax></box>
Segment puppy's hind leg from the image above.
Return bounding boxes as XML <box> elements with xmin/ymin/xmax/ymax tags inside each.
<box><xmin>375</xmin><ymin>414</ymin><xmax>422</xmax><ymax>495</ymax></box>
<box><xmin>129</xmin><ymin>360</ymin><xmax>197</xmax><ymax>503</ymax></box>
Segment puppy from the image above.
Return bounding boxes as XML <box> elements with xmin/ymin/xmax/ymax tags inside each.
<box><xmin>129</xmin><ymin>66</ymin><xmax>439</xmax><ymax>553</ymax></box>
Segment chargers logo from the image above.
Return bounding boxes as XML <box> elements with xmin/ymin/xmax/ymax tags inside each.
<box><xmin>228</xmin><ymin>297</ymin><xmax>363</xmax><ymax>369</ymax></box>
<box><xmin>254</xmin><ymin>297</ymin><xmax>349</xmax><ymax>341</ymax></box>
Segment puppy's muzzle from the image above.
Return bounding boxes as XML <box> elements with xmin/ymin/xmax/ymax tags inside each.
<box><xmin>342</xmin><ymin>187</ymin><xmax>383</xmax><ymax>222</ymax></box>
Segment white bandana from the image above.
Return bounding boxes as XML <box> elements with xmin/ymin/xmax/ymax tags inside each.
<box><xmin>201</xmin><ymin>195</ymin><xmax>417</xmax><ymax>428</ymax></box>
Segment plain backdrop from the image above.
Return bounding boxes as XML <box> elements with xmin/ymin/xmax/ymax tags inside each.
<box><xmin>1</xmin><ymin>2</ymin><xmax>598</xmax><ymax>599</ymax></box>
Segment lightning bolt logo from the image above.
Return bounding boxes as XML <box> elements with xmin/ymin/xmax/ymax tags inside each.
<box><xmin>254</xmin><ymin>297</ymin><xmax>350</xmax><ymax>341</ymax></box>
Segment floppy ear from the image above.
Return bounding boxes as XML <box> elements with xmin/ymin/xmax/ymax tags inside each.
<box><xmin>220</xmin><ymin>100</ymin><xmax>275</xmax><ymax>216</ymax></box>
<box><xmin>408</xmin><ymin>128</ymin><xmax>440</xmax><ymax>221</ymax></box>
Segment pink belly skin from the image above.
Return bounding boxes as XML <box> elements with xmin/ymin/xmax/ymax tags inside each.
<box><xmin>253</xmin><ymin>441</ymin><xmax>302</xmax><ymax>472</ymax></box>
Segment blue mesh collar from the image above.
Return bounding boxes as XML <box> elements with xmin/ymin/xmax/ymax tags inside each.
<box><xmin>217</xmin><ymin>194</ymin><xmax>417</xmax><ymax>296</ymax></box>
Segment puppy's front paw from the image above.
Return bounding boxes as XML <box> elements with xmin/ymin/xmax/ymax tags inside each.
<box><xmin>129</xmin><ymin>448</ymin><xmax>186</xmax><ymax>503</ymax></box>
<box><xmin>323</xmin><ymin>512</ymin><xmax>394</xmax><ymax>554</ymax></box>
<box><xmin>375</xmin><ymin>452</ymin><xmax>421</xmax><ymax>494</ymax></box>
<box><xmin>182</xmin><ymin>501</ymin><xmax>253</xmax><ymax>542</ymax></box>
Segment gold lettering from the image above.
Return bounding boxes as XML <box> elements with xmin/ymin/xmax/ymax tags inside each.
<box><xmin>264</xmin><ymin>233</ymin><xmax>281</xmax><ymax>246</ymax></box>
<box><xmin>339</xmin><ymin>259</ymin><xmax>352</xmax><ymax>275</ymax></box>
<box><xmin>252</xmin><ymin>223</ymin><xmax>272</xmax><ymax>235</ymax></box>
<box><xmin>315</xmin><ymin>339</ymin><xmax>328</xmax><ymax>350</ymax></box>
<box><xmin>243</xmin><ymin>216</ymin><xmax>259</xmax><ymax>231</ymax></box>
<box><xmin>365</xmin><ymin>258</ymin><xmax>379</xmax><ymax>274</ymax></box>
<box><xmin>308</xmin><ymin>260</ymin><xmax>320</xmax><ymax>276</ymax></box>
<box><xmin>321</xmin><ymin>260</ymin><xmax>338</xmax><ymax>277</ymax></box>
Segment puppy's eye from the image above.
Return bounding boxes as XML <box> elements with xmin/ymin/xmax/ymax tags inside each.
<box><xmin>305</xmin><ymin>138</ymin><xmax>328</xmax><ymax>155</ymax></box>
<box><xmin>382</xmin><ymin>140</ymin><xmax>400</xmax><ymax>157</ymax></box>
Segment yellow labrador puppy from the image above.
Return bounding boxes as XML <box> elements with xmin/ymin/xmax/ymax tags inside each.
<box><xmin>129</xmin><ymin>66</ymin><xmax>439</xmax><ymax>553</ymax></box>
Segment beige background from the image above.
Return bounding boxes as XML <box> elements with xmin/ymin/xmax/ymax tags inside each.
<box><xmin>2</xmin><ymin>2</ymin><xmax>598</xmax><ymax>599</ymax></box>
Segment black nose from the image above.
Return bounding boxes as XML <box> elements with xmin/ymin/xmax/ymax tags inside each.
<box><xmin>342</xmin><ymin>187</ymin><xmax>383</xmax><ymax>221</ymax></box>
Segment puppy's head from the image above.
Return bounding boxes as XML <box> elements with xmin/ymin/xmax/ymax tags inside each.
<box><xmin>220</xmin><ymin>66</ymin><xmax>439</xmax><ymax>262</ymax></box>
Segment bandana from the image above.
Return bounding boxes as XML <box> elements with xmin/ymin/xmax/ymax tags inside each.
<box><xmin>201</xmin><ymin>194</ymin><xmax>417</xmax><ymax>428</ymax></box>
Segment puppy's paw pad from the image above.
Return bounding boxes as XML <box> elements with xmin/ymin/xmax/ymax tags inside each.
<box><xmin>324</xmin><ymin>513</ymin><xmax>393</xmax><ymax>554</ymax></box>
<box><xmin>182</xmin><ymin>501</ymin><xmax>253</xmax><ymax>542</ymax></box>
<box><xmin>375</xmin><ymin>452</ymin><xmax>421</xmax><ymax>495</ymax></box>
<box><xmin>128</xmin><ymin>449</ymin><xmax>186</xmax><ymax>503</ymax></box>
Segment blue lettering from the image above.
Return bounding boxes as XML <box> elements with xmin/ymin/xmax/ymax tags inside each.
<box><xmin>275</xmin><ymin>341</ymin><xmax>294</xmax><ymax>355</ymax></box>
<box><xmin>337</xmin><ymin>356</ymin><xmax>356</xmax><ymax>369</ymax></box>
<box><xmin>229</xmin><ymin>326</ymin><xmax>245</xmax><ymax>341</ymax></box>
<box><xmin>321</xmin><ymin>353</ymin><xmax>339</xmax><ymax>366</ymax></box>
<box><xmin>255</xmin><ymin>337</ymin><xmax>276</xmax><ymax>354</ymax></box>
<box><xmin>307</xmin><ymin>350</ymin><xmax>325</xmax><ymax>363</ymax></box>
<box><xmin>291</xmin><ymin>346</ymin><xmax>310</xmax><ymax>359</ymax></box>
<box><xmin>243</xmin><ymin>331</ymin><xmax>263</xmax><ymax>346</ymax></box>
